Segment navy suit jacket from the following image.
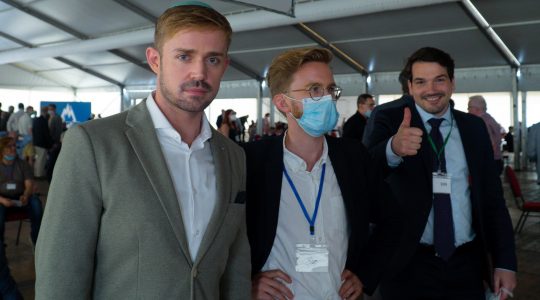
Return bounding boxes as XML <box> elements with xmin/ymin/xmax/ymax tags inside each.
<box><xmin>343</xmin><ymin>111</ymin><xmax>367</xmax><ymax>141</ymax></box>
<box><xmin>362</xmin><ymin>95</ymin><xmax>413</xmax><ymax>147</ymax></box>
<box><xmin>367</xmin><ymin>97</ymin><xmax>517</xmax><ymax>284</ymax></box>
<box><xmin>243</xmin><ymin>135</ymin><xmax>402</xmax><ymax>295</ymax></box>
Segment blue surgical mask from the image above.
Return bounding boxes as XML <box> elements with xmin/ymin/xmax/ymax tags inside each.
<box><xmin>364</xmin><ymin>109</ymin><xmax>372</xmax><ymax>118</ymax></box>
<box><xmin>291</xmin><ymin>94</ymin><xmax>339</xmax><ymax>137</ymax></box>
<box><xmin>3</xmin><ymin>154</ymin><xmax>15</xmax><ymax>161</ymax></box>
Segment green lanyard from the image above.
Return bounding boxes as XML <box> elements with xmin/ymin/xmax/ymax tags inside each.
<box><xmin>426</xmin><ymin>116</ymin><xmax>453</xmax><ymax>173</ymax></box>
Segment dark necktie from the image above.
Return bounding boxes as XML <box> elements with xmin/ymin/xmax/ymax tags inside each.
<box><xmin>428</xmin><ymin>118</ymin><xmax>455</xmax><ymax>260</ymax></box>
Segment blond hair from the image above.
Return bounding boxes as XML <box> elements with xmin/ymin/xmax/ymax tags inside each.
<box><xmin>266</xmin><ymin>48</ymin><xmax>333</xmax><ymax>98</ymax></box>
<box><xmin>154</xmin><ymin>5</ymin><xmax>232</xmax><ymax>53</ymax></box>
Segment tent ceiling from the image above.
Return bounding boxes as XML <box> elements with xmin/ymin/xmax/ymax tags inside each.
<box><xmin>0</xmin><ymin>0</ymin><xmax>538</xmax><ymax>94</ymax></box>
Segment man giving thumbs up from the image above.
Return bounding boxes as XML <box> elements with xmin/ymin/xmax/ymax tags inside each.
<box><xmin>366</xmin><ymin>47</ymin><xmax>517</xmax><ymax>300</ymax></box>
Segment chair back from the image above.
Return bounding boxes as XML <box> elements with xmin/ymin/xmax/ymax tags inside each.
<box><xmin>4</xmin><ymin>207</ymin><xmax>31</xmax><ymax>246</ymax></box>
<box><xmin>505</xmin><ymin>165</ymin><xmax>524</xmax><ymax>209</ymax></box>
<box><xmin>5</xmin><ymin>207</ymin><xmax>30</xmax><ymax>222</ymax></box>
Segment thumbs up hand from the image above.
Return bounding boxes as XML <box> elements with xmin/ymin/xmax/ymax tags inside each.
<box><xmin>391</xmin><ymin>107</ymin><xmax>423</xmax><ymax>157</ymax></box>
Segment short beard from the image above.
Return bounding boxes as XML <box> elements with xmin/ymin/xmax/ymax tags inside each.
<box><xmin>159</xmin><ymin>79</ymin><xmax>214</xmax><ymax>113</ymax></box>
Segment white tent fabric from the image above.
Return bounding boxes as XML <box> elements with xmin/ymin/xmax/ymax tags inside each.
<box><xmin>0</xmin><ymin>0</ymin><xmax>538</xmax><ymax>96</ymax></box>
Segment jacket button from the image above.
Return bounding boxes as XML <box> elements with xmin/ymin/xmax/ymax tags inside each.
<box><xmin>192</xmin><ymin>267</ymin><xmax>198</xmax><ymax>278</ymax></box>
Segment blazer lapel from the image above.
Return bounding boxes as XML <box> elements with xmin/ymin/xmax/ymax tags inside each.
<box><xmin>326</xmin><ymin>138</ymin><xmax>357</xmax><ymax>221</ymax></box>
<box><xmin>264</xmin><ymin>136</ymin><xmax>285</xmax><ymax>242</ymax></box>
<box><xmin>194</xmin><ymin>129</ymin><xmax>231</xmax><ymax>264</ymax></box>
<box><xmin>124</xmin><ymin>101</ymin><xmax>192</xmax><ymax>265</ymax></box>
<box><xmin>453</xmin><ymin>110</ymin><xmax>479</xmax><ymax>206</ymax></box>
<box><xmin>453</xmin><ymin>111</ymin><xmax>475</xmax><ymax>176</ymax></box>
<box><xmin>326</xmin><ymin>138</ymin><xmax>347</xmax><ymax>199</ymax></box>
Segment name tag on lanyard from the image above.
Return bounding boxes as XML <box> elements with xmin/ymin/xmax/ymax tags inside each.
<box><xmin>295</xmin><ymin>243</ymin><xmax>329</xmax><ymax>272</ymax></box>
<box><xmin>432</xmin><ymin>172</ymin><xmax>451</xmax><ymax>194</ymax></box>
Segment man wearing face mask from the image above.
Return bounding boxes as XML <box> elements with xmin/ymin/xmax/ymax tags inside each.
<box><xmin>244</xmin><ymin>48</ymin><xmax>401</xmax><ymax>300</ymax></box>
<box><xmin>342</xmin><ymin>94</ymin><xmax>375</xmax><ymax>141</ymax></box>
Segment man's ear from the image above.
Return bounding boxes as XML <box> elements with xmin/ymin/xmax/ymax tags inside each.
<box><xmin>146</xmin><ymin>47</ymin><xmax>160</xmax><ymax>74</ymax></box>
<box><xmin>272</xmin><ymin>94</ymin><xmax>290</xmax><ymax>114</ymax></box>
<box><xmin>224</xmin><ymin>55</ymin><xmax>230</xmax><ymax>70</ymax></box>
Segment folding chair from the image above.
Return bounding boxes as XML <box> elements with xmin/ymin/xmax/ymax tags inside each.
<box><xmin>505</xmin><ymin>165</ymin><xmax>540</xmax><ymax>233</ymax></box>
<box><xmin>5</xmin><ymin>208</ymin><xmax>29</xmax><ymax>246</ymax></box>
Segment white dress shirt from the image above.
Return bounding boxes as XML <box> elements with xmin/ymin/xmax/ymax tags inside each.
<box><xmin>262</xmin><ymin>133</ymin><xmax>348</xmax><ymax>300</ymax></box>
<box><xmin>18</xmin><ymin>113</ymin><xmax>32</xmax><ymax>135</ymax></box>
<box><xmin>146</xmin><ymin>94</ymin><xmax>217</xmax><ymax>261</ymax></box>
<box><xmin>7</xmin><ymin>110</ymin><xmax>24</xmax><ymax>133</ymax></box>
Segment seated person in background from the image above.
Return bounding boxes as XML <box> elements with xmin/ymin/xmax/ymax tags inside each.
<box><xmin>0</xmin><ymin>136</ymin><xmax>43</xmax><ymax>245</ymax></box>
<box><xmin>0</xmin><ymin>136</ymin><xmax>43</xmax><ymax>300</ymax></box>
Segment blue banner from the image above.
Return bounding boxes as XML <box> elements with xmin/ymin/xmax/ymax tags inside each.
<box><xmin>40</xmin><ymin>101</ymin><xmax>92</xmax><ymax>127</ymax></box>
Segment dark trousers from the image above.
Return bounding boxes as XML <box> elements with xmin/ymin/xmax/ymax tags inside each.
<box><xmin>46</xmin><ymin>144</ymin><xmax>61</xmax><ymax>183</ymax></box>
<box><xmin>380</xmin><ymin>241</ymin><xmax>485</xmax><ymax>300</ymax></box>
<box><xmin>495</xmin><ymin>159</ymin><xmax>504</xmax><ymax>176</ymax></box>
<box><xmin>0</xmin><ymin>244</ymin><xmax>23</xmax><ymax>300</ymax></box>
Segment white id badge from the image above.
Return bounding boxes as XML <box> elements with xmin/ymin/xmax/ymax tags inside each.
<box><xmin>6</xmin><ymin>183</ymin><xmax>16</xmax><ymax>190</ymax></box>
<box><xmin>295</xmin><ymin>243</ymin><xmax>329</xmax><ymax>272</ymax></box>
<box><xmin>432</xmin><ymin>173</ymin><xmax>451</xmax><ymax>194</ymax></box>
<box><xmin>10</xmin><ymin>200</ymin><xmax>22</xmax><ymax>207</ymax></box>
<box><xmin>485</xmin><ymin>290</ymin><xmax>500</xmax><ymax>300</ymax></box>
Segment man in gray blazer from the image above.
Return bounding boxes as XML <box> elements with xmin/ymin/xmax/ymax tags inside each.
<box><xmin>35</xmin><ymin>3</ymin><xmax>250</xmax><ymax>299</ymax></box>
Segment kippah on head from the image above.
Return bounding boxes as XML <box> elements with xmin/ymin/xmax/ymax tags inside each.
<box><xmin>171</xmin><ymin>1</ymin><xmax>212</xmax><ymax>9</ymax></box>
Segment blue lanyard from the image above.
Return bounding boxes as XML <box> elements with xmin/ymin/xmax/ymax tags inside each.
<box><xmin>283</xmin><ymin>163</ymin><xmax>326</xmax><ymax>236</ymax></box>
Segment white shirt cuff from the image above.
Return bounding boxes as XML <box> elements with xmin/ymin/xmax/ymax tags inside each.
<box><xmin>386</xmin><ymin>137</ymin><xmax>403</xmax><ymax>168</ymax></box>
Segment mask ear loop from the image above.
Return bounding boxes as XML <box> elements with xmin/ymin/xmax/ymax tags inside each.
<box><xmin>283</xmin><ymin>94</ymin><xmax>303</xmax><ymax>120</ymax></box>
<box><xmin>287</xmin><ymin>111</ymin><xmax>302</xmax><ymax>124</ymax></box>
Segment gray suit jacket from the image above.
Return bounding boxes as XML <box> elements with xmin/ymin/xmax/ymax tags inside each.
<box><xmin>35</xmin><ymin>101</ymin><xmax>251</xmax><ymax>299</ymax></box>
